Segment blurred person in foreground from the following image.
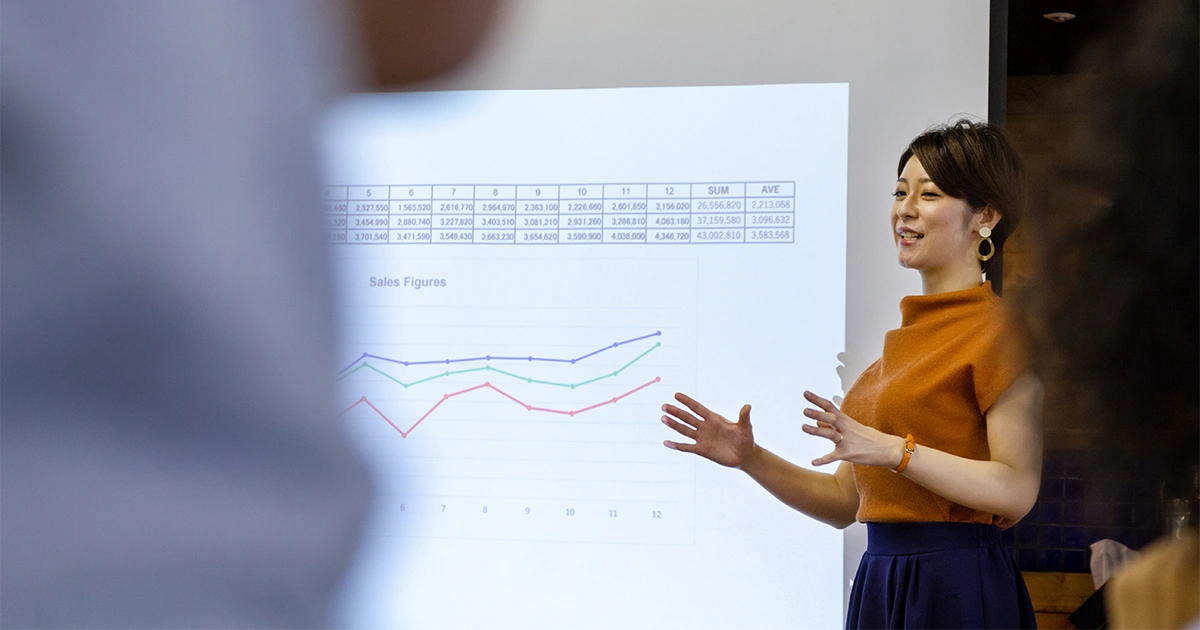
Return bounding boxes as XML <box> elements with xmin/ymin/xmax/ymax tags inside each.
<box><xmin>1015</xmin><ymin>0</ymin><xmax>1199</xmax><ymax>627</ymax></box>
<box><xmin>1</xmin><ymin>1</ymin><xmax>499</xmax><ymax>627</ymax></box>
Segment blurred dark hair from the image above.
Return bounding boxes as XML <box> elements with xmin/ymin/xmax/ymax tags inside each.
<box><xmin>899</xmin><ymin>119</ymin><xmax>1026</xmax><ymax>274</ymax></box>
<box><xmin>1018</xmin><ymin>0</ymin><xmax>1199</xmax><ymax>493</ymax></box>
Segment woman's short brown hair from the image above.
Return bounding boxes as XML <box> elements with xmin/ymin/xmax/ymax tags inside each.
<box><xmin>898</xmin><ymin>119</ymin><xmax>1026</xmax><ymax>273</ymax></box>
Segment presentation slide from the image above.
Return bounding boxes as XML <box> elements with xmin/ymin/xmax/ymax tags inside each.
<box><xmin>320</xmin><ymin>84</ymin><xmax>848</xmax><ymax>628</ymax></box>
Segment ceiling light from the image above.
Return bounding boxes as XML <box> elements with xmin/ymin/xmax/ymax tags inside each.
<box><xmin>1043</xmin><ymin>12</ymin><xmax>1077</xmax><ymax>23</ymax></box>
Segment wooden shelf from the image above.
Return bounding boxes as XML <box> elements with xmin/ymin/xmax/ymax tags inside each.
<box><xmin>1025</xmin><ymin>571</ymin><xmax>1096</xmax><ymax>629</ymax></box>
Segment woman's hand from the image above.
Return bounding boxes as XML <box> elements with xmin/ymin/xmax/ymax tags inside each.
<box><xmin>801</xmin><ymin>390</ymin><xmax>905</xmax><ymax>469</ymax></box>
<box><xmin>661</xmin><ymin>392</ymin><xmax>757</xmax><ymax>469</ymax></box>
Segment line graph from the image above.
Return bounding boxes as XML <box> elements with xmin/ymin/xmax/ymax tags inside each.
<box><xmin>339</xmin><ymin>377</ymin><xmax>661</xmax><ymax>438</ymax></box>
<box><xmin>337</xmin><ymin>340</ymin><xmax>661</xmax><ymax>389</ymax></box>
<box><xmin>337</xmin><ymin>331</ymin><xmax>663</xmax><ymax>375</ymax></box>
<box><xmin>332</xmin><ymin>256</ymin><xmax>697</xmax><ymax>545</ymax></box>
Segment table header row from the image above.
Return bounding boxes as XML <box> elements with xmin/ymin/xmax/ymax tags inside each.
<box><xmin>323</xmin><ymin>182</ymin><xmax>795</xmax><ymax>200</ymax></box>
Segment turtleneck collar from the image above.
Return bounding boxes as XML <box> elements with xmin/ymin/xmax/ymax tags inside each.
<box><xmin>898</xmin><ymin>281</ymin><xmax>998</xmax><ymax>327</ymax></box>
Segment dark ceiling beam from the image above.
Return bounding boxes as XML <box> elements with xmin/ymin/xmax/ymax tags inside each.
<box><xmin>991</xmin><ymin>0</ymin><xmax>1010</xmax><ymax>128</ymax></box>
<box><xmin>989</xmin><ymin>0</ymin><xmax>1010</xmax><ymax>294</ymax></box>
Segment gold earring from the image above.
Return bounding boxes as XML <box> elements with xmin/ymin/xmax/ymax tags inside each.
<box><xmin>977</xmin><ymin>225</ymin><xmax>995</xmax><ymax>262</ymax></box>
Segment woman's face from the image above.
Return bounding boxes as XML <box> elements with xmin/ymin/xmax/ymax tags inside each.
<box><xmin>892</xmin><ymin>156</ymin><xmax>989</xmax><ymax>275</ymax></box>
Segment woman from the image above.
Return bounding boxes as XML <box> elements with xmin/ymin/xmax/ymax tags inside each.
<box><xmin>661</xmin><ymin>120</ymin><xmax>1042</xmax><ymax>628</ymax></box>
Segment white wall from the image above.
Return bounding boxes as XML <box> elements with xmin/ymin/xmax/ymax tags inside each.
<box><xmin>418</xmin><ymin>0</ymin><xmax>992</xmax><ymax>614</ymax></box>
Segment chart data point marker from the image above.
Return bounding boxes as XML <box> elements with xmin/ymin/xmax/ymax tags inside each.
<box><xmin>569</xmin><ymin>411</ymin><xmax>576</xmax><ymax>417</ymax></box>
<box><xmin>571</xmin><ymin>359</ymin><xmax>577</xmax><ymax>364</ymax></box>
<box><xmin>570</xmin><ymin>384</ymin><xmax>576</xmax><ymax>389</ymax></box>
<box><xmin>442</xmin><ymin>394</ymin><xmax>450</xmax><ymax>400</ymax></box>
<box><xmin>526</xmin><ymin>378</ymin><xmax>533</xmax><ymax>383</ymax></box>
<box><xmin>611</xmin><ymin>398</ymin><xmax>618</xmax><ymax>403</ymax></box>
<box><xmin>612</xmin><ymin>372</ymin><xmax>618</xmax><ymax>377</ymax></box>
<box><xmin>359</xmin><ymin>396</ymin><xmax>366</xmax><ymax>402</ymax></box>
<box><xmin>444</xmin><ymin>371</ymin><xmax>449</xmax><ymax>377</ymax></box>
<box><xmin>655</xmin><ymin>330</ymin><xmax>661</xmax><ymax>335</ymax></box>
<box><xmin>444</xmin><ymin>359</ymin><xmax>449</xmax><ymax>364</ymax></box>
<box><xmin>527</xmin><ymin>356</ymin><xmax>533</xmax><ymax>361</ymax></box>
<box><xmin>525</xmin><ymin>405</ymin><xmax>532</xmax><ymax>410</ymax></box>
<box><xmin>486</xmin><ymin>355</ymin><xmax>491</xmax><ymax>360</ymax></box>
<box><xmin>402</xmin><ymin>361</ymin><xmax>409</xmax><ymax>366</ymax></box>
<box><xmin>655</xmin><ymin>376</ymin><xmax>661</xmax><ymax>382</ymax></box>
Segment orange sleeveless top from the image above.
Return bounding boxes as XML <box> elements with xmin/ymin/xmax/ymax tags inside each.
<box><xmin>841</xmin><ymin>282</ymin><xmax>1024</xmax><ymax>526</ymax></box>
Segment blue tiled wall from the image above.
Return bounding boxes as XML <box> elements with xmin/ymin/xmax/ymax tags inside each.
<box><xmin>1003</xmin><ymin>449</ymin><xmax>1168</xmax><ymax>572</ymax></box>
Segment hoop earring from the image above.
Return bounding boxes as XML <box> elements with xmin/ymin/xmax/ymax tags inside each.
<box><xmin>977</xmin><ymin>225</ymin><xmax>995</xmax><ymax>262</ymax></box>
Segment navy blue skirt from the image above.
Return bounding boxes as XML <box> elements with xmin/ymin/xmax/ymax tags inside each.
<box><xmin>846</xmin><ymin>522</ymin><xmax>1037</xmax><ymax>629</ymax></box>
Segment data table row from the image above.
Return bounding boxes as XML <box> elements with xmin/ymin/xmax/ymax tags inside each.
<box><xmin>330</xmin><ymin>228</ymin><xmax>794</xmax><ymax>245</ymax></box>
<box><xmin>327</xmin><ymin>213</ymin><xmax>795</xmax><ymax>230</ymax></box>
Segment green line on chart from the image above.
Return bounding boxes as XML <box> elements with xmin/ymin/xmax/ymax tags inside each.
<box><xmin>336</xmin><ymin>342</ymin><xmax>662</xmax><ymax>389</ymax></box>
